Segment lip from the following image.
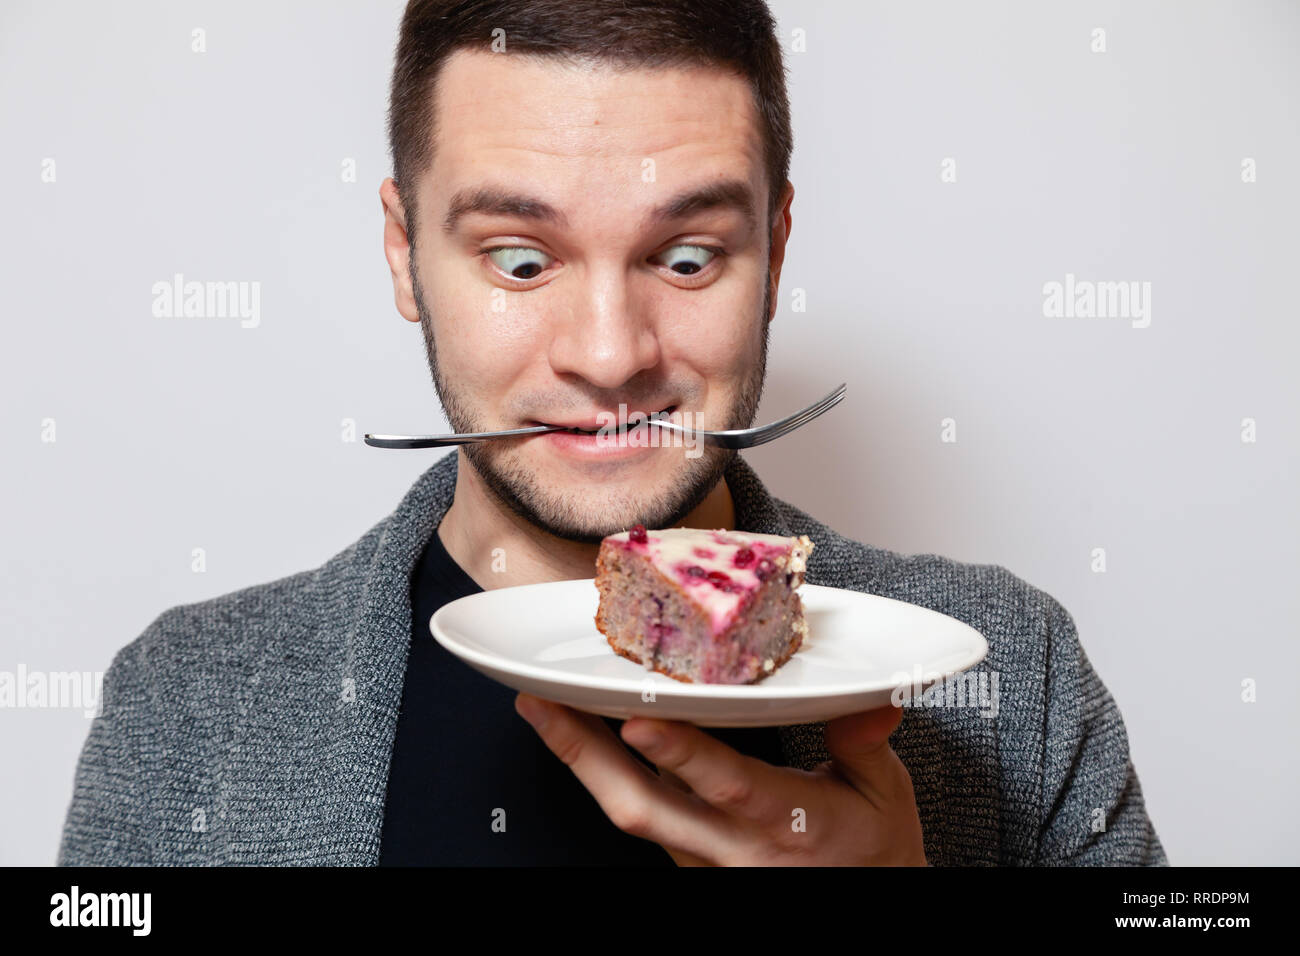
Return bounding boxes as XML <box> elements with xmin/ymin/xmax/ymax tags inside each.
<box><xmin>528</xmin><ymin>405</ymin><xmax>677</xmax><ymax>435</ymax></box>
<box><xmin>525</xmin><ymin>405</ymin><xmax>677</xmax><ymax>461</ymax></box>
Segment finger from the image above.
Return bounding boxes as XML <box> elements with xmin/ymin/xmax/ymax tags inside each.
<box><xmin>516</xmin><ymin>693</ymin><xmax>740</xmax><ymax>857</ymax></box>
<box><xmin>658</xmin><ymin>767</ymin><xmax>693</xmax><ymax>795</ymax></box>
<box><xmin>822</xmin><ymin>704</ymin><xmax>905</xmax><ymax>805</ymax></box>
<box><xmin>657</xmin><ymin>771</ymin><xmax>717</xmax><ymax>866</ymax></box>
<box><xmin>666</xmin><ymin>845</ymin><xmax>713</xmax><ymax>866</ymax></box>
<box><xmin>619</xmin><ymin>717</ymin><xmax>786</xmax><ymax>825</ymax></box>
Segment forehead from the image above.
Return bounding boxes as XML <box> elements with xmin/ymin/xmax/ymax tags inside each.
<box><xmin>424</xmin><ymin>49</ymin><xmax>766</xmax><ymax>226</ymax></box>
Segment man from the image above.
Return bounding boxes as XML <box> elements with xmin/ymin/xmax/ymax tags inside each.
<box><xmin>58</xmin><ymin>0</ymin><xmax>1165</xmax><ymax>866</ymax></box>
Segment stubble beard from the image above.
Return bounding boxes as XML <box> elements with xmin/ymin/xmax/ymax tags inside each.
<box><xmin>410</xmin><ymin>256</ymin><xmax>771</xmax><ymax>544</ymax></box>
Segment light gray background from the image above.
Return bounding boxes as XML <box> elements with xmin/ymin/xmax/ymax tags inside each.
<box><xmin>2</xmin><ymin>0</ymin><xmax>1296</xmax><ymax>866</ymax></box>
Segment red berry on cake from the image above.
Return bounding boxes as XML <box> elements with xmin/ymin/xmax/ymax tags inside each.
<box><xmin>705</xmin><ymin>569</ymin><xmax>732</xmax><ymax>589</ymax></box>
<box><xmin>593</xmin><ymin>526</ymin><xmax>815</xmax><ymax>684</ymax></box>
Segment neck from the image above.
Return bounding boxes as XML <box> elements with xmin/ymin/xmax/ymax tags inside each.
<box><xmin>438</xmin><ymin>450</ymin><xmax>736</xmax><ymax>590</ymax></box>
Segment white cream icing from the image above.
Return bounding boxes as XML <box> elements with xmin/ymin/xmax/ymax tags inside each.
<box><xmin>608</xmin><ymin>527</ymin><xmax>814</xmax><ymax>633</ymax></box>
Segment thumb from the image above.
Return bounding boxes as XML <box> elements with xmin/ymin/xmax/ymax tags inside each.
<box><xmin>822</xmin><ymin>704</ymin><xmax>905</xmax><ymax>802</ymax></box>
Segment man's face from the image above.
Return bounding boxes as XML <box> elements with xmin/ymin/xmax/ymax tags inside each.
<box><xmin>399</xmin><ymin>50</ymin><xmax>787</xmax><ymax>543</ymax></box>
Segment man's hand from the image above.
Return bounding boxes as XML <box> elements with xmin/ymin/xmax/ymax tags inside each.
<box><xmin>515</xmin><ymin>692</ymin><xmax>927</xmax><ymax>866</ymax></box>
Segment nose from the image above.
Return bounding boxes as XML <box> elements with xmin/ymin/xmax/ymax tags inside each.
<box><xmin>546</xmin><ymin>266</ymin><xmax>662</xmax><ymax>389</ymax></box>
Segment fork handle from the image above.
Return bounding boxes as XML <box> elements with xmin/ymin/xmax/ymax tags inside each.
<box><xmin>364</xmin><ymin>424</ymin><xmax>567</xmax><ymax>449</ymax></box>
<box><xmin>365</xmin><ymin>435</ymin><xmax>477</xmax><ymax>448</ymax></box>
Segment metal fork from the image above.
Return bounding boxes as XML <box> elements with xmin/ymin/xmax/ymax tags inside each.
<box><xmin>364</xmin><ymin>382</ymin><xmax>846</xmax><ymax>450</ymax></box>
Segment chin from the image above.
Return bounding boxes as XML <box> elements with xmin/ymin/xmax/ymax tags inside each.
<box><xmin>525</xmin><ymin>484</ymin><xmax>682</xmax><ymax>544</ymax></box>
<box><xmin>475</xmin><ymin>443</ymin><xmax>728</xmax><ymax>543</ymax></box>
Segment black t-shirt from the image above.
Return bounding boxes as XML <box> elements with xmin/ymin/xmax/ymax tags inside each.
<box><xmin>378</xmin><ymin>523</ymin><xmax>788</xmax><ymax>865</ymax></box>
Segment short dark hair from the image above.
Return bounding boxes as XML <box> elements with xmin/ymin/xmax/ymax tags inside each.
<box><xmin>388</xmin><ymin>0</ymin><xmax>792</xmax><ymax>243</ymax></box>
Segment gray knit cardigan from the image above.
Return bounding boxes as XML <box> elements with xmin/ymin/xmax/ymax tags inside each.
<box><xmin>57</xmin><ymin>451</ymin><xmax>1166</xmax><ymax>865</ymax></box>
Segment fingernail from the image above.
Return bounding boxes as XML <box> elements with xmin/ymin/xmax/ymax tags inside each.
<box><xmin>516</xmin><ymin>694</ymin><xmax>549</xmax><ymax>730</ymax></box>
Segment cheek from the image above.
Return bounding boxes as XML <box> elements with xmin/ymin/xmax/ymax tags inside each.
<box><xmin>424</xmin><ymin>257</ymin><xmax>540</xmax><ymax>392</ymax></box>
<box><xmin>658</xmin><ymin>280</ymin><xmax>765</xmax><ymax>378</ymax></box>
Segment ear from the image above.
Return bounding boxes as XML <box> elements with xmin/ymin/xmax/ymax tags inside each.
<box><xmin>766</xmin><ymin>180</ymin><xmax>794</xmax><ymax>324</ymax></box>
<box><xmin>381</xmin><ymin>178</ymin><xmax>421</xmax><ymax>323</ymax></box>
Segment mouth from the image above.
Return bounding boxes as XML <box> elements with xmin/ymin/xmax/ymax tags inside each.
<box><xmin>530</xmin><ymin>405</ymin><xmax>677</xmax><ymax>435</ymax></box>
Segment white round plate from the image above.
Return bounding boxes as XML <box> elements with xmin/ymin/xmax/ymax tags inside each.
<box><xmin>431</xmin><ymin>580</ymin><xmax>989</xmax><ymax>727</ymax></box>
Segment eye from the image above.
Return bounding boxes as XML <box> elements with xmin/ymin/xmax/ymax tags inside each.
<box><xmin>651</xmin><ymin>244</ymin><xmax>718</xmax><ymax>276</ymax></box>
<box><xmin>486</xmin><ymin>246</ymin><xmax>554</xmax><ymax>280</ymax></box>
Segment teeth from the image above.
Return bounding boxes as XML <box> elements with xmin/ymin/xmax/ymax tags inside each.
<box><xmin>567</xmin><ymin>407</ymin><xmax>673</xmax><ymax>434</ymax></box>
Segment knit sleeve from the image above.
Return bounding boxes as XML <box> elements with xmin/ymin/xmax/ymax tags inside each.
<box><xmin>57</xmin><ymin>640</ymin><xmax>158</xmax><ymax>865</ymax></box>
<box><xmin>1035</xmin><ymin>598</ymin><xmax>1167</xmax><ymax>865</ymax></box>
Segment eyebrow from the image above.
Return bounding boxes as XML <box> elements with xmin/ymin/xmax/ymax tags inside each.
<box><xmin>441</xmin><ymin>179</ymin><xmax>759</xmax><ymax>235</ymax></box>
<box><xmin>647</xmin><ymin>179</ymin><xmax>758</xmax><ymax>234</ymax></box>
<box><xmin>442</xmin><ymin>186</ymin><xmax>568</xmax><ymax>234</ymax></box>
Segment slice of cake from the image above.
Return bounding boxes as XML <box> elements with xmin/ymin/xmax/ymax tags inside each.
<box><xmin>594</xmin><ymin>525</ymin><xmax>815</xmax><ymax>685</ymax></box>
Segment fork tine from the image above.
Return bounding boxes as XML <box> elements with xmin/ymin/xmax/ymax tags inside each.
<box><xmin>757</xmin><ymin>382</ymin><xmax>845</xmax><ymax>434</ymax></box>
<box><xmin>768</xmin><ymin>382</ymin><xmax>844</xmax><ymax>429</ymax></box>
<box><xmin>645</xmin><ymin>382</ymin><xmax>844</xmax><ymax>445</ymax></box>
<box><xmin>786</xmin><ymin>382</ymin><xmax>845</xmax><ymax>424</ymax></box>
<box><xmin>733</xmin><ymin>384</ymin><xmax>845</xmax><ymax>448</ymax></box>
